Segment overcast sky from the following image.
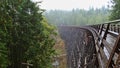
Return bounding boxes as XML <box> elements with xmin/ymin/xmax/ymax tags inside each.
<box><xmin>34</xmin><ymin>0</ymin><xmax>110</xmax><ymax>10</ymax></box>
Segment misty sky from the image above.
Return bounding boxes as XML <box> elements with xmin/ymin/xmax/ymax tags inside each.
<box><xmin>34</xmin><ymin>0</ymin><xmax>110</xmax><ymax>10</ymax></box>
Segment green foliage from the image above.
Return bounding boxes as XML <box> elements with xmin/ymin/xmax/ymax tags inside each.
<box><xmin>0</xmin><ymin>0</ymin><xmax>55</xmax><ymax>68</ymax></box>
<box><xmin>45</xmin><ymin>7</ymin><xmax>109</xmax><ymax>26</ymax></box>
<box><xmin>109</xmin><ymin>0</ymin><xmax>120</xmax><ymax>20</ymax></box>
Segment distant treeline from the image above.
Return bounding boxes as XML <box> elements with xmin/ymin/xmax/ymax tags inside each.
<box><xmin>44</xmin><ymin>7</ymin><xmax>109</xmax><ymax>26</ymax></box>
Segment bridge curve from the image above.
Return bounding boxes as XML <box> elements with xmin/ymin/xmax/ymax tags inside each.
<box><xmin>58</xmin><ymin>19</ymin><xmax>120</xmax><ymax>68</ymax></box>
<box><xmin>58</xmin><ymin>26</ymin><xmax>98</xmax><ymax>68</ymax></box>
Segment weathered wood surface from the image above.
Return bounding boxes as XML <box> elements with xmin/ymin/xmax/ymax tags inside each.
<box><xmin>92</xmin><ymin>20</ymin><xmax>120</xmax><ymax>68</ymax></box>
<box><xmin>57</xmin><ymin>20</ymin><xmax>120</xmax><ymax>68</ymax></box>
<box><xmin>58</xmin><ymin>26</ymin><xmax>97</xmax><ymax>68</ymax></box>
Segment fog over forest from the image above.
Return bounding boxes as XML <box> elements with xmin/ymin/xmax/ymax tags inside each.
<box><xmin>44</xmin><ymin>7</ymin><xmax>110</xmax><ymax>26</ymax></box>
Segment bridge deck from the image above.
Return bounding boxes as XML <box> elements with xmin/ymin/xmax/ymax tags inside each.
<box><xmin>58</xmin><ymin>20</ymin><xmax>120</xmax><ymax>68</ymax></box>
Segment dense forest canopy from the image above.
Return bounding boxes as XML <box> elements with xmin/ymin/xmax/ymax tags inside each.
<box><xmin>45</xmin><ymin>7</ymin><xmax>110</xmax><ymax>26</ymax></box>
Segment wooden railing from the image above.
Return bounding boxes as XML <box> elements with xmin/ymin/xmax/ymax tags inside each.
<box><xmin>58</xmin><ymin>19</ymin><xmax>120</xmax><ymax>68</ymax></box>
<box><xmin>91</xmin><ymin>19</ymin><xmax>120</xmax><ymax>68</ymax></box>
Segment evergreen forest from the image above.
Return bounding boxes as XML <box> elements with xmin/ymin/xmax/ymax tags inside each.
<box><xmin>45</xmin><ymin>7</ymin><xmax>110</xmax><ymax>26</ymax></box>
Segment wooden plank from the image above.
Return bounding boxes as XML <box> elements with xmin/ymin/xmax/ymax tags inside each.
<box><xmin>99</xmin><ymin>47</ymin><xmax>108</xmax><ymax>64</ymax></box>
<box><xmin>95</xmin><ymin>44</ymin><xmax>99</xmax><ymax>52</ymax></box>
<box><xmin>108</xmin><ymin>30</ymin><xmax>119</xmax><ymax>37</ymax></box>
<box><xmin>96</xmin><ymin>37</ymin><xmax>108</xmax><ymax>61</ymax></box>
<box><xmin>104</xmin><ymin>19</ymin><xmax>120</xmax><ymax>24</ymax></box>
<box><xmin>95</xmin><ymin>44</ymin><xmax>105</xmax><ymax>68</ymax></box>
<box><xmin>106</xmin><ymin>34</ymin><xmax>120</xmax><ymax>68</ymax></box>
<box><xmin>113</xmin><ymin>53</ymin><xmax>119</xmax><ymax>65</ymax></box>
<box><xmin>102</xmin><ymin>39</ymin><xmax>112</xmax><ymax>55</ymax></box>
<box><xmin>115</xmin><ymin>53</ymin><xmax>120</xmax><ymax>68</ymax></box>
<box><xmin>99</xmin><ymin>35</ymin><xmax>103</xmax><ymax>41</ymax></box>
<box><xmin>97</xmin><ymin>53</ymin><xmax>105</xmax><ymax>68</ymax></box>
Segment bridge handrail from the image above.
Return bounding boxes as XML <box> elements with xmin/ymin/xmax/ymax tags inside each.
<box><xmin>103</xmin><ymin>19</ymin><xmax>120</xmax><ymax>24</ymax></box>
<box><xmin>90</xmin><ymin>19</ymin><xmax>120</xmax><ymax>68</ymax></box>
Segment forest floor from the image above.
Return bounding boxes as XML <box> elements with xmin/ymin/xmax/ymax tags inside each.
<box><xmin>53</xmin><ymin>35</ymin><xmax>67</xmax><ymax>68</ymax></box>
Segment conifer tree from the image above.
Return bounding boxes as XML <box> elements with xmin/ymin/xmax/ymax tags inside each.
<box><xmin>110</xmin><ymin>0</ymin><xmax>120</xmax><ymax>20</ymax></box>
<box><xmin>0</xmin><ymin>0</ymin><xmax>55</xmax><ymax>68</ymax></box>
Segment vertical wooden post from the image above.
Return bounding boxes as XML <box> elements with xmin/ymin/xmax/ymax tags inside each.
<box><xmin>117</xmin><ymin>25</ymin><xmax>120</xmax><ymax>33</ymax></box>
<box><xmin>84</xmin><ymin>57</ymin><xmax>87</xmax><ymax>68</ymax></box>
<box><xmin>98</xmin><ymin>25</ymin><xmax>101</xmax><ymax>32</ymax></box>
<box><xmin>111</xmin><ymin>24</ymin><xmax>113</xmax><ymax>31</ymax></box>
<box><xmin>99</xmin><ymin>24</ymin><xmax>104</xmax><ymax>35</ymax></box>
<box><xmin>113</xmin><ymin>24</ymin><xmax>116</xmax><ymax>32</ymax></box>
<box><xmin>103</xmin><ymin>23</ymin><xmax>110</xmax><ymax>40</ymax></box>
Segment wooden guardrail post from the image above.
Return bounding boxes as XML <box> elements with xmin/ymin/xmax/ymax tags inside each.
<box><xmin>110</xmin><ymin>24</ymin><xmax>112</xmax><ymax>31</ymax></box>
<box><xmin>113</xmin><ymin>24</ymin><xmax>116</xmax><ymax>32</ymax></box>
<box><xmin>103</xmin><ymin>23</ymin><xmax>110</xmax><ymax>40</ymax></box>
<box><xmin>117</xmin><ymin>25</ymin><xmax>120</xmax><ymax>33</ymax></box>
<box><xmin>99</xmin><ymin>24</ymin><xmax>104</xmax><ymax>35</ymax></box>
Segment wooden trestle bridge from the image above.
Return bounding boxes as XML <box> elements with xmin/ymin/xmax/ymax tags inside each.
<box><xmin>58</xmin><ymin>19</ymin><xmax>120</xmax><ymax>68</ymax></box>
